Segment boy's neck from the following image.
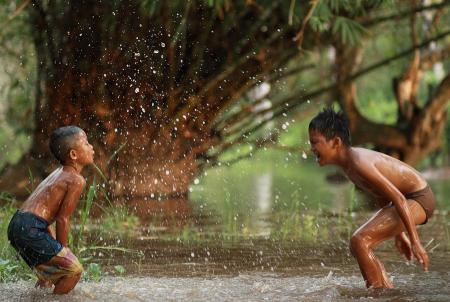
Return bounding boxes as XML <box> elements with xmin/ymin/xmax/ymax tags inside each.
<box><xmin>333</xmin><ymin>146</ymin><xmax>353</xmax><ymax>170</ymax></box>
<box><xmin>63</xmin><ymin>162</ymin><xmax>83</xmax><ymax>174</ymax></box>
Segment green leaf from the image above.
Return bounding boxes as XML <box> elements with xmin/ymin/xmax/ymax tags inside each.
<box><xmin>309</xmin><ymin>17</ymin><xmax>326</xmax><ymax>32</ymax></box>
<box><xmin>114</xmin><ymin>265</ymin><xmax>126</xmax><ymax>275</ymax></box>
<box><xmin>332</xmin><ymin>16</ymin><xmax>368</xmax><ymax>45</ymax></box>
<box><xmin>314</xmin><ymin>1</ymin><xmax>332</xmax><ymax>21</ymax></box>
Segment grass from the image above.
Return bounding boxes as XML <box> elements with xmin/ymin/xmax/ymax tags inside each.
<box><xmin>0</xmin><ymin>156</ymin><xmax>143</xmax><ymax>283</ymax></box>
<box><xmin>154</xmin><ymin>207</ymin><xmax>361</xmax><ymax>244</ymax></box>
<box><xmin>96</xmin><ymin>205</ymin><xmax>140</xmax><ymax>237</ymax></box>
<box><xmin>1</xmin><ymin>152</ymin><xmax>448</xmax><ymax>282</ymax></box>
<box><xmin>270</xmin><ymin>210</ymin><xmax>358</xmax><ymax>242</ymax></box>
<box><xmin>0</xmin><ymin>182</ymin><xmax>142</xmax><ymax>283</ymax></box>
<box><xmin>70</xmin><ymin>177</ymin><xmax>142</xmax><ymax>281</ymax></box>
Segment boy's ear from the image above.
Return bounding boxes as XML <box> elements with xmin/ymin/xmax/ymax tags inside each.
<box><xmin>332</xmin><ymin>136</ymin><xmax>342</xmax><ymax>148</ymax></box>
<box><xmin>68</xmin><ymin>149</ymin><xmax>77</xmax><ymax>160</ymax></box>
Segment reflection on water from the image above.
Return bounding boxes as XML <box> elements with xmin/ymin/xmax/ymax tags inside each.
<box><xmin>191</xmin><ymin>152</ymin><xmax>450</xmax><ymax>216</ymax></box>
<box><xmin>2</xmin><ymin>152</ymin><xmax>449</xmax><ymax>301</ymax></box>
<box><xmin>255</xmin><ymin>172</ymin><xmax>272</xmax><ymax>214</ymax></box>
<box><xmin>3</xmin><ymin>217</ymin><xmax>444</xmax><ymax>302</ymax></box>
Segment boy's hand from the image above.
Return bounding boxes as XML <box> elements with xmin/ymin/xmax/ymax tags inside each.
<box><xmin>411</xmin><ymin>241</ymin><xmax>429</xmax><ymax>272</ymax></box>
<box><xmin>395</xmin><ymin>232</ymin><xmax>413</xmax><ymax>261</ymax></box>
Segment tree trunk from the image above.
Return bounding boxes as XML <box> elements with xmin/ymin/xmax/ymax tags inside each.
<box><xmin>1</xmin><ymin>0</ymin><xmax>304</xmax><ymax>205</ymax></box>
<box><xmin>334</xmin><ymin>40</ymin><xmax>450</xmax><ymax>166</ymax></box>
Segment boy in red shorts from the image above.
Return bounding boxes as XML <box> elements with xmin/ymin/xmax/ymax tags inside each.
<box><xmin>308</xmin><ymin>108</ymin><xmax>435</xmax><ymax>288</ymax></box>
<box><xmin>8</xmin><ymin>126</ymin><xmax>94</xmax><ymax>294</ymax></box>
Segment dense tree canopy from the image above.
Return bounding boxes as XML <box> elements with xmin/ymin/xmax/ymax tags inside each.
<box><xmin>0</xmin><ymin>0</ymin><xmax>449</xmax><ymax>204</ymax></box>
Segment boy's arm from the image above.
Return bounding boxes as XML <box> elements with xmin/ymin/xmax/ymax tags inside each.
<box><xmin>56</xmin><ymin>177</ymin><xmax>85</xmax><ymax>247</ymax></box>
<box><xmin>358</xmin><ymin>164</ymin><xmax>428</xmax><ymax>271</ymax></box>
<box><xmin>395</xmin><ymin>232</ymin><xmax>413</xmax><ymax>261</ymax></box>
<box><xmin>47</xmin><ymin>225</ymin><xmax>56</xmax><ymax>239</ymax></box>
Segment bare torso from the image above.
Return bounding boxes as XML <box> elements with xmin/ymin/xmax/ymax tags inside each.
<box><xmin>344</xmin><ymin>148</ymin><xmax>427</xmax><ymax>199</ymax></box>
<box><xmin>20</xmin><ymin>166</ymin><xmax>82</xmax><ymax>224</ymax></box>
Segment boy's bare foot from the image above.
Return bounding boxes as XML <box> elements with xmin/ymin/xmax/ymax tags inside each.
<box><xmin>35</xmin><ymin>279</ymin><xmax>53</xmax><ymax>289</ymax></box>
<box><xmin>366</xmin><ymin>273</ymin><xmax>394</xmax><ymax>289</ymax></box>
<box><xmin>368</xmin><ymin>283</ymin><xmax>395</xmax><ymax>290</ymax></box>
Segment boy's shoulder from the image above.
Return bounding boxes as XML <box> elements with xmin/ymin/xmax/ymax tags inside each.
<box><xmin>351</xmin><ymin>147</ymin><xmax>376</xmax><ymax>156</ymax></box>
<box><xmin>57</xmin><ymin>168</ymin><xmax>86</xmax><ymax>190</ymax></box>
<box><xmin>349</xmin><ymin>147</ymin><xmax>377</xmax><ymax>165</ymax></box>
<box><xmin>68</xmin><ymin>173</ymin><xmax>86</xmax><ymax>188</ymax></box>
<box><xmin>349</xmin><ymin>147</ymin><xmax>415</xmax><ymax>177</ymax></box>
<box><xmin>347</xmin><ymin>148</ymin><xmax>386</xmax><ymax>177</ymax></box>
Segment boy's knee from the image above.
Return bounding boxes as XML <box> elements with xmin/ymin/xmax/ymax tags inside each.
<box><xmin>60</xmin><ymin>249</ymin><xmax>83</xmax><ymax>277</ymax></box>
<box><xmin>71</xmin><ymin>259</ymin><xmax>83</xmax><ymax>276</ymax></box>
<box><xmin>350</xmin><ymin>232</ymin><xmax>368</xmax><ymax>255</ymax></box>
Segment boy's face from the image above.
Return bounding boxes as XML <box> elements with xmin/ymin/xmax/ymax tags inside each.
<box><xmin>308</xmin><ymin>129</ymin><xmax>337</xmax><ymax>166</ymax></box>
<box><xmin>70</xmin><ymin>131</ymin><xmax>95</xmax><ymax>165</ymax></box>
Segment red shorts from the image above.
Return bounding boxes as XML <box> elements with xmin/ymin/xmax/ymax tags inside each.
<box><xmin>34</xmin><ymin>247</ymin><xmax>83</xmax><ymax>284</ymax></box>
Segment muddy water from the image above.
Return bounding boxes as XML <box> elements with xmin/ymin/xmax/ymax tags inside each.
<box><xmin>1</xmin><ymin>265</ymin><xmax>449</xmax><ymax>301</ymax></box>
<box><xmin>2</xmin><ymin>228</ymin><xmax>449</xmax><ymax>302</ymax></box>
<box><xmin>2</xmin><ymin>156</ymin><xmax>450</xmax><ymax>301</ymax></box>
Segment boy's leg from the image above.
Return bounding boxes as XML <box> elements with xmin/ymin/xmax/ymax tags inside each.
<box><xmin>34</xmin><ymin>247</ymin><xmax>83</xmax><ymax>295</ymax></box>
<box><xmin>350</xmin><ymin>200</ymin><xmax>426</xmax><ymax>289</ymax></box>
<box><xmin>52</xmin><ymin>248</ymin><xmax>83</xmax><ymax>295</ymax></box>
<box><xmin>53</xmin><ymin>273</ymin><xmax>82</xmax><ymax>295</ymax></box>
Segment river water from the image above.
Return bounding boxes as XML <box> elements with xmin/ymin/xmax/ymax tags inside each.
<box><xmin>1</xmin><ymin>154</ymin><xmax>449</xmax><ymax>301</ymax></box>
<box><xmin>1</xmin><ymin>262</ymin><xmax>449</xmax><ymax>302</ymax></box>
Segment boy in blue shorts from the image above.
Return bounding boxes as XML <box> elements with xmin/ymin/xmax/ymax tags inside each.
<box><xmin>8</xmin><ymin>126</ymin><xmax>94</xmax><ymax>294</ymax></box>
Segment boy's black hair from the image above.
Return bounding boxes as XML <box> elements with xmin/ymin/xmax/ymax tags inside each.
<box><xmin>49</xmin><ymin>126</ymin><xmax>83</xmax><ymax>164</ymax></box>
<box><xmin>309</xmin><ymin>107</ymin><xmax>351</xmax><ymax>146</ymax></box>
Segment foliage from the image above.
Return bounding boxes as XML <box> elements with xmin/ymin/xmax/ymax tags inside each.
<box><xmin>0</xmin><ymin>1</ymin><xmax>394</xmax><ymax>164</ymax></box>
<box><xmin>82</xmin><ymin>263</ymin><xmax>102</xmax><ymax>282</ymax></box>
<box><xmin>311</xmin><ymin>1</ymin><xmax>372</xmax><ymax>45</ymax></box>
<box><xmin>97</xmin><ymin>206</ymin><xmax>140</xmax><ymax>237</ymax></box>
<box><xmin>0</xmin><ymin>186</ymin><xmax>141</xmax><ymax>283</ymax></box>
<box><xmin>0</xmin><ymin>0</ymin><xmax>449</xmax><ymax>204</ymax></box>
<box><xmin>0</xmin><ymin>0</ymin><xmax>35</xmax><ymax>170</ymax></box>
<box><xmin>114</xmin><ymin>265</ymin><xmax>126</xmax><ymax>275</ymax></box>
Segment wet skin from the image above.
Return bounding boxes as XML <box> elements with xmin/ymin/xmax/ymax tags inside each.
<box><xmin>309</xmin><ymin>129</ymin><xmax>429</xmax><ymax>289</ymax></box>
<box><xmin>20</xmin><ymin>130</ymin><xmax>94</xmax><ymax>294</ymax></box>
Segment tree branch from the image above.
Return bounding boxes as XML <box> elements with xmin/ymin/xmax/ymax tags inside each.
<box><xmin>420</xmin><ymin>45</ymin><xmax>450</xmax><ymax>70</ymax></box>
<box><xmin>175</xmin><ymin>27</ymin><xmax>288</xmax><ymax>121</ymax></box>
<box><xmin>350</xmin><ymin>28</ymin><xmax>450</xmax><ymax>81</ymax></box>
<box><xmin>425</xmin><ymin>73</ymin><xmax>450</xmax><ymax>114</ymax></box>
<box><xmin>31</xmin><ymin>0</ymin><xmax>58</xmax><ymax>69</ymax></box>
<box><xmin>293</xmin><ymin>0</ymin><xmax>318</xmax><ymax>48</ymax></box>
<box><xmin>362</xmin><ymin>1</ymin><xmax>450</xmax><ymax>27</ymax></box>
